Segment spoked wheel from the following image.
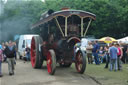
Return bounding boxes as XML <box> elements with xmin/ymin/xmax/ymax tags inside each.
<box><xmin>75</xmin><ymin>50</ymin><xmax>86</xmax><ymax>74</ymax></box>
<box><xmin>31</xmin><ymin>36</ymin><xmax>43</xmax><ymax>68</ymax></box>
<box><xmin>59</xmin><ymin>63</ymin><xmax>72</xmax><ymax>67</ymax></box>
<box><xmin>47</xmin><ymin>49</ymin><xmax>56</xmax><ymax>75</ymax></box>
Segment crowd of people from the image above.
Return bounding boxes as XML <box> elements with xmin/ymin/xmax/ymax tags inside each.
<box><xmin>0</xmin><ymin>39</ymin><xmax>128</xmax><ymax>78</ymax></box>
<box><xmin>0</xmin><ymin>40</ymin><xmax>31</xmax><ymax>77</ymax></box>
<box><xmin>86</xmin><ymin>41</ymin><xmax>128</xmax><ymax>71</ymax></box>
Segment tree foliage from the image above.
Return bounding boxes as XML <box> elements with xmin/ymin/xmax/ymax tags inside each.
<box><xmin>1</xmin><ymin>0</ymin><xmax>128</xmax><ymax>41</ymax></box>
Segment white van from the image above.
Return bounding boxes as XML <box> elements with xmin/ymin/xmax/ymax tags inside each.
<box><xmin>18</xmin><ymin>34</ymin><xmax>38</xmax><ymax>59</ymax></box>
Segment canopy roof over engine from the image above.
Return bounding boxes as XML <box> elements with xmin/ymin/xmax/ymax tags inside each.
<box><xmin>31</xmin><ymin>10</ymin><xmax>96</xmax><ymax>29</ymax></box>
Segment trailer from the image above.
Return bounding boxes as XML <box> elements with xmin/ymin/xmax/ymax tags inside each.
<box><xmin>30</xmin><ymin>8</ymin><xmax>96</xmax><ymax>75</ymax></box>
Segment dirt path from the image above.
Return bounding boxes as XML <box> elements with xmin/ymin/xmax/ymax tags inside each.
<box><xmin>0</xmin><ymin>60</ymin><xmax>99</xmax><ymax>85</ymax></box>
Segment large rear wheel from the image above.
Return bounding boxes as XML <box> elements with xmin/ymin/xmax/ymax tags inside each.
<box><xmin>75</xmin><ymin>50</ymin><xmax>86</xmax><ymax>74</ymax></box>
<box><xmin>47</xmin><ymin>49</ymin><xmax>56</xmax><ymax>75</ymax></box>
<box><xmin>31</xmin><ymin>36</ymin><xmax>43</xmax><ymax>68</ymax></box>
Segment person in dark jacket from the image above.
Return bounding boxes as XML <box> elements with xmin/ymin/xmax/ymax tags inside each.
<box><xmin>4</xmin><ymin>41</ymin><xmax>16</xmax><ymax>76</ymax></box>
<box><xmin>92</xmin><ymin>41</ymin><xmax>100</xmax><ymax>65</ymax></box>
<box><xmin>104</xmin><ymin>45</ymin><xmax>110</xmax><ymax>68</ymax></box>
<box><xmin>122</xmin><ymin>44</ymin><xmax>127</xmax><ymax>63</ymax></box>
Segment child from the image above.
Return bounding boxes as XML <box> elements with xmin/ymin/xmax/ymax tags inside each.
<box><xmin>0</xmin><ymin>45</ymin><xmax>3</xmax><ymax>77</ymax></box>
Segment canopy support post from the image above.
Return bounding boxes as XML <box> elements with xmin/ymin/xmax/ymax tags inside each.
<box><xmin>81</xmin><ymin>18</ymin><xmax>84</xmax><ymax>37</ymax></box>
<box><xmin>65</xmin><ymin>17</ymin><xmax>68</xmax><ymax>37</ymax></box>
<box><xmin>55</xmin><ymin>18</ymin><xmax>65</xmax><ymax>37</ymax></box>
<box><xmin>84</xmin><ymin>19</ymin><xmax>92</xmax><ymax>37</ymax></box>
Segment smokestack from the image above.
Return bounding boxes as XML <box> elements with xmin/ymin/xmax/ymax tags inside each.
<box><xmin>40</xmin><ymin>9</ymin><xmax>54</xmax><ymax>20</ymax></box>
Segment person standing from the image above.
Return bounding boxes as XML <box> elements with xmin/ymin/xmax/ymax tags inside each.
<box><xmin>126</xmin><ymin>46</ymin><xmax>128</xmax><ymax>63</ymax></box>
<box><xmin>4</xmin><ymin>41</ymin><xmax>16</xmax><ymax>75</ymax></box>
<box><xmin>0</xmin><ymin>45</ymin><xmax>3</xmax><ymax>77</ymax></box>
<box><xmin>116</xmin><ymin>43</ymin><xmax>123</xmax><ymax>70</ymax></box>
<box><xmin>104</xmin><ymin>45</ymin><xmax>110</xmax><ymax>68</ymax></box>
<box><xmin>92</xmin><ymin>41</ymin><xmax>100</xmax><ymax>65</ymax></box>
<box><xmin>122</xmin><ymin>44</ymin><xmax>127</xmax><ymax>63</ymax></box>
<box><xmin>109</xmin><ymin>43</ymin><xmax>118</xmax><ymax>71</ymax></box>
<box><xmin>86</xmin><ymin>41</ymin><xmax>93</xmax><ymax>64</ymax></box>
<box><xmin>98</xmin><ymin>46</ymin><xmax>104</xmax><ymax>63</ymax></box>
<box><xmin>25</xmin><ymin>45</ymin><xmax>31</xmax><ymax>61</ymax></box>
<box><xmin>13</xmin><ymin>42</ymin><xmax>17</xmax><ymax>60</ymax></box>
<box><xmin>2</xmin><ymin>42</ymin><xmax>6</xmax><ymax>62</ymax></box>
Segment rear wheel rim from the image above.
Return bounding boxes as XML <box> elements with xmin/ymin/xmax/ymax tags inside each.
<box><xmin>31</xmin><ymin>38</ymin><xmax>36</xmax><ymax>67</ymax></box>
<box><xmin>75</xmin><ymin>52</ymin><xmax>83</xmax><ymax>72</ymax></box>
<box><xmin>47</xmin><ymin>52</ymin><xmax>52</xmax><ymax>73</ymax></box>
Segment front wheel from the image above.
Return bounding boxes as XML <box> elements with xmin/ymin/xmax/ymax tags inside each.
<box><xmin>46</xmin><ymin>49</ymin><xmax>56</xmax><ymax>75</ymax></box>
<box><xmin>75</xmin><ymin>50</ymin><xmax>86</xmax><ymax>74</ymax></box>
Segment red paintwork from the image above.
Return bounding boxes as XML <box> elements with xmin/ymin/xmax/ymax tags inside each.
<box><xmin>42</xmin><ymin>41</ymin><xmax>58</xmax><ymax>57</ymax></box>
<box><xmin>75</xmin><ymin>52</ymin><xmax>83</xmax><ymax>72</ymax></box>
<box><xmin>46</xmin><ymin>51</ymin><xmax>52</xmax><ymax>74</ymax></box>
<box><xmin>31</xmin><ymin>37</ymin><xmax>36</xmax><ymax>67</ymax></box>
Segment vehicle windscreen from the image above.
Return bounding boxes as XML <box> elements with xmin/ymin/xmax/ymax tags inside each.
<box><xmin>26</xmin><ymin>39</ymin><xmax>31</xmax><ymax>47</ymax></box>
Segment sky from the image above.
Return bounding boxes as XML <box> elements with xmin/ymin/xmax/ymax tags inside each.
<box><xmin>2</xmin><ymin>0</ymin><xmax>45</xmax><ymax>3</ymax></box>
<box><xmin>42</xmin><ymin>0</ymin><xmax>45</xmax><ymax>2</ymax></box>
<box><xmin>2</xmin><ymin>0</ymin><xmax>7</xmax><ymax>3</ymax></box>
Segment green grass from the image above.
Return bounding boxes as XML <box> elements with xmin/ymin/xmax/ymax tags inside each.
<box><xmin>44</xmin><ymin>57</ymin><xmax>128</xmax><ymax>85</ymax></box>
<box><xmin>85</xmin><ymin>63</ymin><xmax>128</xmax><ymax>85</ymax></box>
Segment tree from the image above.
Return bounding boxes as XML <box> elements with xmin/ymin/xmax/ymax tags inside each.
<box><xmin>2</xmin><ymin>0</ymin><xmax>128</xmax><ymax>41</ymax></box>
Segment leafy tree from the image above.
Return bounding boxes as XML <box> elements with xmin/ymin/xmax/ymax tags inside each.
<box><xmin>1</xmin><ymin>0</ymin><xmax>128</xmax><ymax>41</ymax></box>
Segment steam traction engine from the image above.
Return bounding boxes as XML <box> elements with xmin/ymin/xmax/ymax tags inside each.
<box><xmin>30</xmin><ymin>9</ymin><xmax>96</xmax><ymax>75</ymax></box>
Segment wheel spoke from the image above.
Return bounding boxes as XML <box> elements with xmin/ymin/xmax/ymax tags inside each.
<box><xmin>77</xmin><ymin>54</ymin><xmax>83</xmax><ymax>64</ymax></box>
<box><xmin>47</xmin><ymin>52</ymin><xmax>52</xmax><ymax>73</ymax></box>
<box><xmin>78</xmin><ymin>65</ymin><xmax>81</xmax><ymax>71</ymax></box>
<box><xmin>46</xmin><ymin>50</ymin><xmax>56</xmax><ymax>75</ymax></box>
<box><xmin>75</xmin><ymin>51</ymin><xmax>84</xmax><ymax>73</ymax></box>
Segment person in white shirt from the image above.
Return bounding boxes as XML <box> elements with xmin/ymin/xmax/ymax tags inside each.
<box><xmin>86</xmin><ymin>41</ymin><xmax>93</xmax><ymax>64</ymax></box>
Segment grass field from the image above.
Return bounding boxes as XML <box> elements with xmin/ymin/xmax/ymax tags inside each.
<box><xmin>84</xmin><ymin>63</ymin><xmax>128</xmax><ymax>85</ymax></box>
<box><xmin>42</xmin><ymin>57</ymin><xmax>128</xmax><ymax>85</ymax></box>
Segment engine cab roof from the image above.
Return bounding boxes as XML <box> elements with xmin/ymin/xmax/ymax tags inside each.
<box><xmin>31</xmin><ymin>10</ymin><xmax>96</xmax><ymax>29</ymax></box>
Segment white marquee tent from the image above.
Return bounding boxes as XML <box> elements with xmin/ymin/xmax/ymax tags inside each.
<box><xmin>118</xmin><ymin>36</ymin><xmax>128</xmax><ymax>43</ymax></box>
